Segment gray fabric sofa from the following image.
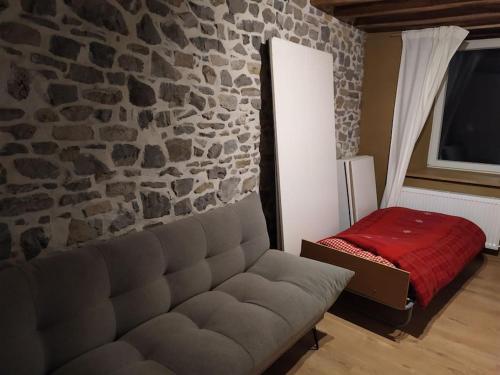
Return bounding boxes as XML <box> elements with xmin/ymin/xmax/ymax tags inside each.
<box><xmin>0</xmin><ymin>193</ymin><xmax>354</xmax><ymax>375</ymax></box>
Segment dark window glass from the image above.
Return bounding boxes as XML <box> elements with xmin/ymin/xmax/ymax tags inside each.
<box><xmin>439</xmin><ymin>49</ymin><xmax>500</xmax><ymax>165</ymax></box>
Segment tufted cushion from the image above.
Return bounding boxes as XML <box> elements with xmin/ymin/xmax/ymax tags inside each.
<box><xmin>172</xmin><ymin>290</ymin><xmax>291</xmax><ymax>367</ymax></box>
<box><xmin>20</xmin><ymin>247</ymin><xmax>116</xmax><ymax>372</ymax></box>
<box><xmin>95</xmin><ymin>230</ymin><xmax>169</xmax><ymax>337</ymax></box>
<box><xmin>120</xmin><ymin>310</ymin><xmax>254</xmax><ymax>375</ymax></box>
<box><xmin>0</xmin><ymin>265</ymin><xmax>45</xmax><ymax>375</ymax></box>
<box><xmin>52</xmin><ymin>341</ymin><xmax>175</xmax><ymax>375</ymax></box>
<box><xmin>215</xmin><ymin>273</ymin><xmax>324</xmax><ymax>330</ymax></box>
<box><xmin>248</xmin><ymin>249</ymin><xmax>354</xmax><ymax>310</ymax></box>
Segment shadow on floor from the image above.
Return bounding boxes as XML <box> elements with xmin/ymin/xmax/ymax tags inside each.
<box><xmin>264</xmin><ymin>330</ymin><xmax>329</xmax><ymax>375</ymax></box>
<box><xmin>331</xmin><ymin>253</ymin><xmax>486</xmax><ymax>340</ymax></box>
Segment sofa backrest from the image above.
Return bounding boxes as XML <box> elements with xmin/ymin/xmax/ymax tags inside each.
<box><xmin>0</xmin><ymin>193</ymin><xmax>269</xmax><ymax>375</ymax></box>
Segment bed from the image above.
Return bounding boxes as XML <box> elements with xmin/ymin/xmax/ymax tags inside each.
<box><xmin>301</xmin><ymin>207</ymin><xmax>486</xmax><ymax>311</ymax></box>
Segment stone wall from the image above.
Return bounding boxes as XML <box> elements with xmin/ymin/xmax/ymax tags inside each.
<box><xmin>0</xmin><ymin>0</ymin><xmax>364</xmax><ymax>260</ymax></box>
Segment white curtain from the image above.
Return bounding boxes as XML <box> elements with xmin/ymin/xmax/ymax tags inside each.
<box><xmin>381</xmin><ymin>26</ymin><xmax>469</xmax><ymax>208</ymax></box>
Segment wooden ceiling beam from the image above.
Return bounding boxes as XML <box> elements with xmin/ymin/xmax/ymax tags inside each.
<box><xmin>355</xmin><ymin>2</ymin><xmax>500</xmax><ymax>26</ymax></box>
<box><xmin>311</xmin><ymin>0</ymin><xmax>384</xmax><ymax>16</ymax></box>
<box><xmin>312</xmin><ymin>0</ymin><xmax>383</xmax><ymax>6</ymax></box>
<box><xmin>313</xmin><ymin>0</ymin><xmax>500</xmax><ymax>37</ymax></box>
<box><xmin>464</xmin><ymin>22</ymin><xmax>500</xmax><ymax>38</ymax></box>
<box><xmin>467</xmin><ymin>23</ymin><xmax>500</xmax><ymax>30</ymax></box>
<box><xmin>360</xmin><ymin>13</ymin><xmax>500</xmax><ymax>32</ymax></box>
<box><xmin>467</xmin><ymin>24</ymin><xmax>500</xmax><ymax>39</ymax></box>
<box><xmin>468</xmin><ymin>31</ymin><xmax>500</xmax><ymax>39</ymax></box>
<box><xmin>331</xmin><ymin>0</ymin><xmax>495</xmax><ymax>20</ymax></box>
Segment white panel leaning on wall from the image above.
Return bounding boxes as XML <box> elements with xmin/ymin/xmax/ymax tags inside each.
<box><xmin>270</xmin><ymin>37</ymin><xmax>339</xmax><ymax>255</ymax></box>
<box><xmin>337</xmin><ymin>155</ymin><xmax>378</xmax><ymax>231</ymax></box>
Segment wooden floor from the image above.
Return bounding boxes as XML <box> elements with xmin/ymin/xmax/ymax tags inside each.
<box><xmin>267</xmin><ymin>253</ymin><xmax>500</xmax><ymax>375</ymax></box>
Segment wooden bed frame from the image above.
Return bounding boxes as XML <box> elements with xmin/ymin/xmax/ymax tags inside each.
<box><xmin>301</xmin><ymin>240</ymin><xmax>411</xmax><ymax>310</ymax></box>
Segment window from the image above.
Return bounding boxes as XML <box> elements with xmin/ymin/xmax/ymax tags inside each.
<box><xmin>428</xmin><ymin>38</ymin><xmax>500</xmax><ymax>174</ymax></box>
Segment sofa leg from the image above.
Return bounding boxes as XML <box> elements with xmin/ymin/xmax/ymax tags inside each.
<box><xmin>311</xmin><ymin>327</ymin><xmax>319</xmax><ymax>350</ymax></box>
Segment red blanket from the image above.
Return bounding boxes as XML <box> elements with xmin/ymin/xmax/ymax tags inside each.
<box><xmin>336</xmin><ymin>207</ymin><xmax>485</xmax><ymax>307</ymax></box>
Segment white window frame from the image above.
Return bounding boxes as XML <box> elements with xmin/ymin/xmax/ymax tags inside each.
<box><xmin>428</xmin><ymin>37</ymin><xmax>500</xmax><ymax>175</ymax></box>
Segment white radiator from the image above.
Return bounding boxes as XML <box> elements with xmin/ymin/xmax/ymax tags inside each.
<box><xmin>398</xmin><ymin>187</ymin><xmax>500</xmax><ymax>251</ymax></box>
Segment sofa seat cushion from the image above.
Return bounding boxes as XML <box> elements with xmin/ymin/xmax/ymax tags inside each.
<box><xmin>172</xmin><ymin>290</ymin><xmax>298</xmax><ymax>368</ymax></box>
<box><xmin>117</xmin><ymin>251</ymin><xmax>353</xmax><ymax>375</ymax></box>
<box><xmin>51</xmin><ymin>341</ymin><xmax>174</xmax><ymax>375</ymax></box>
<box><xmin>120</xmin><ymin>309</ymin><xmax>254</xmax><ymax>375</ymax></box>
<box><xmin>215</xmin><ymin>272</ymin><xmax>324</xmax><ymax>331</ymax></box>
<box><xmin>248</xmin><ymin>250</ymin><xmax>355</xmax><ymax>311</ymax></box>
